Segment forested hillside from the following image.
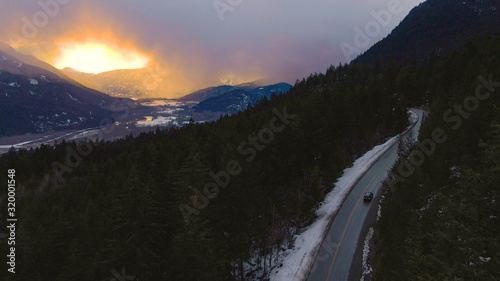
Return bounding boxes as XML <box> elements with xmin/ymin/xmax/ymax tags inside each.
<box><xmin>0</xmin><ymin>61</ymin><xmax>408</xmax><ymax>280</ymax></box>
<box><xmin>372</xmin><ymin>35</ymin><xmax>500</xmax><ymax>280</ymax></box>
<box><xmin>354</xmin><ymin>0</ymin><xmax>500</xmax><ymax>64</ymax></box>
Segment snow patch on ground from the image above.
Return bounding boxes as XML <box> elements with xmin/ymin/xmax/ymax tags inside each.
<box><xmin>136</xmin><ymin>116</ymin><xmax>178</xmax><ymax>127</ymax></box>
<box><xmin>0</xmin><ymin>139</ymin><xmax>38</xmax><ymax>149</ymax></box>
<box><xmin>66</xmin><ymin>93</ymin><xmax>80</xmax><ymax>103</ymax></box>
<box><xmin>68</xmin><ymin>129</ymin><xmax>102</xmax><ymax>140</ymax></box>
<box><xmin>157</xmin><ymin>107</ymin><xmax>183</xmax><ymax>114</ymax></box>
<box><xmin>416</xmin><ymin>194</ymin><xmax>437</xmax><ymax>219</ymax></box>
<box><xmin>376</xmin><ymin>204</ymin><xmax>382</xmax><ymax>222</ymax></box>
<box><xmin>479</xmin><ymin>256</ymin><xmax>491</xmax><ymax>263</ymax></box>
<box><xmin>360</xmin><ymin>227</ymin><xmax>374</xmax><ymax>281</ymax></box>
<box><xmin>270</xmin><ymin>135</ymin><xmax>399</xmax><ymax>281</ymax></box>
<box><xmin>141</xmin><ymin>100</ymin><xmax>188</xmax><ymax>107</ymax></box>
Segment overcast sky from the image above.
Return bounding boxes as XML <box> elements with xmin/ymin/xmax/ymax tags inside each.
<box><xmin>0</xmin><ymin>0</ymin><xmax>425</xmax><ymax>97</ymax></box>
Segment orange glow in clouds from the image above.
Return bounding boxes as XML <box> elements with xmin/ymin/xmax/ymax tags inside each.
<box><xmin>54</xmin><ymin>42</ymin><xmax>150</xmax><ymax>74</ymax></box>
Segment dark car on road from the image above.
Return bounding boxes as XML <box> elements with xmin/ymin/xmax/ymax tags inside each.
<box><xmin>363</xmin><ymin>192</ymin><xmax>373</xmax><ymax>202</ymax></box>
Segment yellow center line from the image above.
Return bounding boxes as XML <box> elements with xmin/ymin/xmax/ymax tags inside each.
<box><xmin>324</xmin><ymin>164</ymin><xmax>386</xmax><ymax>281</ymax></box>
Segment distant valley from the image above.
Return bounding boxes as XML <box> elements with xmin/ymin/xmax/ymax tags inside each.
<box><xmin>0</xmin><ymin>42</ymin><xmax>291</xmax><ymax>151</ymax></box>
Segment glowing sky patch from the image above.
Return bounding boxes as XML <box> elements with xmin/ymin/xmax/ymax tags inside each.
<box><xmin>54</xmin><ymin>42</ymin><xmax>149</xmax><ymax>74</ymax></box>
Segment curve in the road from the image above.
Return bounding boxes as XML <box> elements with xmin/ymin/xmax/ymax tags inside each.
<box><xmin>307</xmin><ymin>109</ymin><xmax>424</xmax><ymax>281</ymax></box>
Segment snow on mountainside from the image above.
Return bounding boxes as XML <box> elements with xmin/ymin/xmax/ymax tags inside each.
<box><xmin>0</xmin><ymin>50</ymin><xmax>62</xmax><ymax>82</ymax></box>
<box><xmin>0</xmin><ymin>42</ymin><xmax>81</xmax><ymax>85</ymax></box>
<box><xmin>177</xmin><ymin>85</ymin><xmax>237</xmax><ymax>102</ymax></box>
<box><xmin>0</xmin><ymin>49</ymin><xmax>124</xmax><ymax>137</ymax></box>
<box><xmin>193</xmin><ymin>83</ymin><xmax>292</xmax><ymax>113</ymax></box>
<box><xmin>177</xmin><ymin>79</ymin><xmax>271</xmax><ymax>102</ymax></box>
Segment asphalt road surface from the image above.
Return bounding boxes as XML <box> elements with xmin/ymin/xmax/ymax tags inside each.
<box><xmin>307</xmin><ymin>109</ymin><xmax>424</xmax><ymax>281</ymax></box>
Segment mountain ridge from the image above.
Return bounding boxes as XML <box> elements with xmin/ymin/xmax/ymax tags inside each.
<box><xmin>193</xmin><ymin>82</ymin><xmax>292</xmax><ymax>112</ymax></box>
<box><xmin>62</xmin><ymin>65</ymin><xmax>168</xmax><ymax>99</ymax></box>
<box><xmin>0</xmin><ymin>42</ymin><xmax>87</xmax><ymax>87</ymax></box>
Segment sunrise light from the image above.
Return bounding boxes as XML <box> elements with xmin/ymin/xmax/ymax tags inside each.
<box><xmin>54</xmin><ymin>42</ymin><xmax>150</xmax><ymax>74</ymax></box>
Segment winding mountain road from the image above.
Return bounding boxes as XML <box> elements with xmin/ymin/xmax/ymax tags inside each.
<box><xmin>306</xmin><ymin>109</ymin><xmax>424</xmax><ymax>281</ymax></box>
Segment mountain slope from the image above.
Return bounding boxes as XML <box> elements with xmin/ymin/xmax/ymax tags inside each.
<box><xmin>250</xmin><ymin>83</ymin><xmax>292</xmax><ymax>103</ymax></box>
<box><xmin>193</xmin><ymin>89</ymin><xmax>252</xmax><ymax>112</ymax></box>
<box><xmin>0</xmin><ymin>50</ymin><xmax>120</xmax><ymax>136</ymax></box>
<box><xmin>0</xmin><ymin>50</ymin><xmax>62</xmax><ymax>81</ymax></box>
<box><xmin>193</xmin><ymin>83</ymin><xmax>292</xmax><ymax>112</ymax></box>
<box><xmin>177</xmin><ymin>85</ymin><xmax>237</xmax><ymax>102</ymax></box>
<box><xmin>62</xmin><ymin>65</ymin><xmax>169</xmax><ymax>99</ymax></box>
<box><xmin>373</xmin><ymin>34</ymin><xmax>500</xmax><ymax>281</ymax></box>
<box><xmin>178</xmin><ymin>80</ymin><xmax>272</xmax><ymax>102</ymax></box>
<box><xmin>0</xmin><ymin>42</ymin><xmax>82</xmax><ymax>86</ymax></box>
<box><xmin>353</xmin><ymin>0</ymin><xmax>500</xmax><ymax>64</ymax></box>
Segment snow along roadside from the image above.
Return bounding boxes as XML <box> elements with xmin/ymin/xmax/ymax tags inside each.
<box><xmin>360</xmin><ymin>227</ymin><xmax>375</xmax><ymax>281</ymax></box>
<box><xmin>270</xmin><ymin>134</ymin><xmax>399</xmax><ymax>281</ymax></box>
<box><xmin>270</xmin><ymin>111</ymin><xmax>419</xmax><ymax>281</ymax></box>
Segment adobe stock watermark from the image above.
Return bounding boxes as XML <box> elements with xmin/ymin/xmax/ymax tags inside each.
<box><xmin>340</xmin><ymin>0</ymin><xmax>406</xmax><ymax>62</ymax></box>
<box><xmin>393</xmin><ymin>74</ymin><xmax>500</xmax><ymax>183</ymax></box>
<box><xmin>213</xmin><ymin>0</ymin><xmax>244</xmax><ymax>22</ymax></box>
<box><xmin>178</xmin><ymin>106</ymin><xmax>297</xmax><ymax>224</ymax></box>
<box><xmin>7</xmin><ymin>0</ymin><xmax>72</xmax><ymax>47</ymax></box>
